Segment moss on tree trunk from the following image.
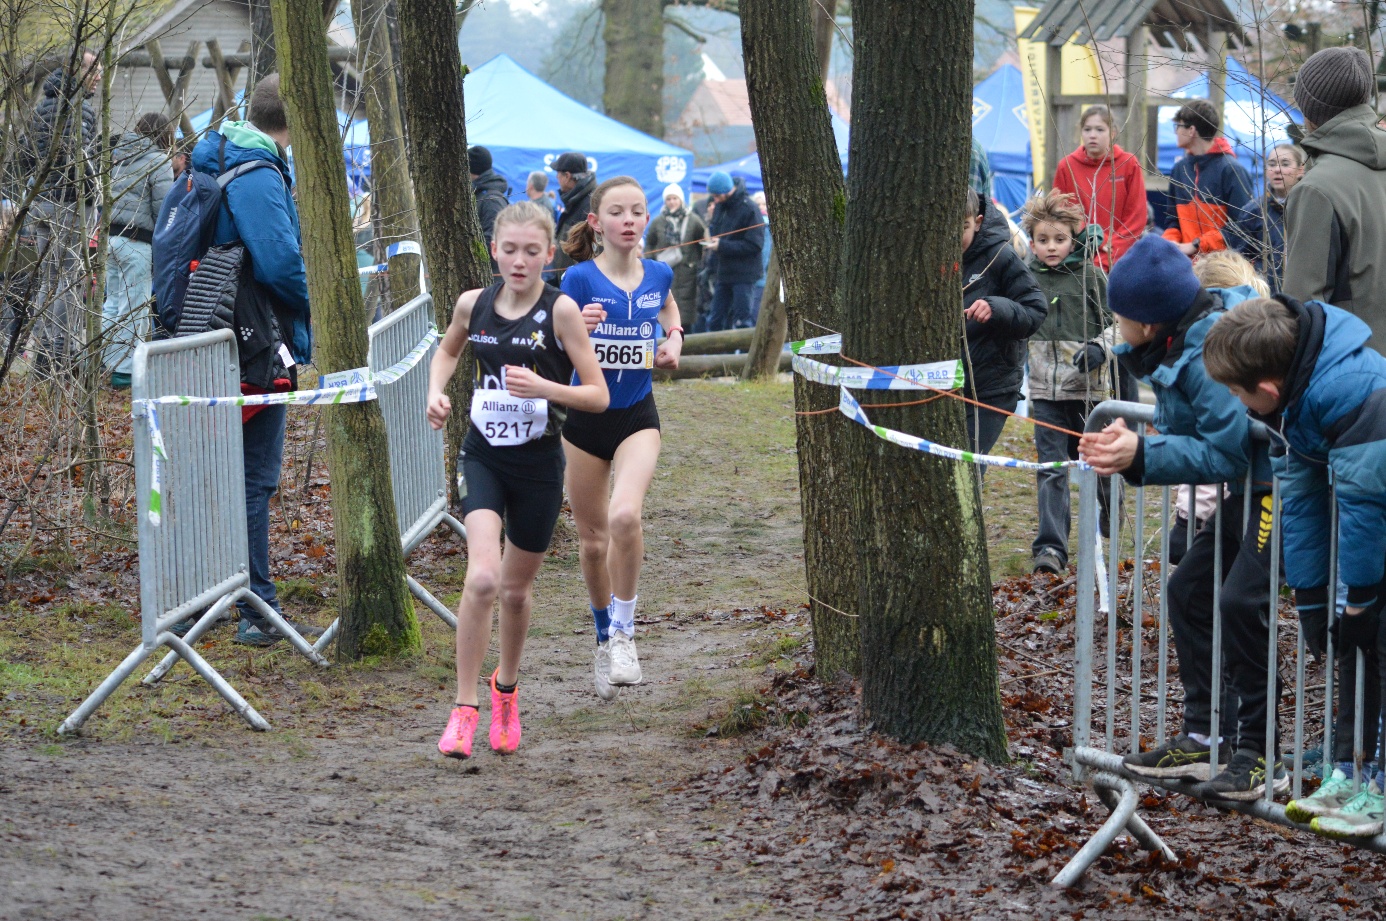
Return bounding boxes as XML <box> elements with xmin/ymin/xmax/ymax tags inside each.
<box><xmin>602</xmin><ymin>0</ymin><xmax>665</xmax><ymax>137</ymax></box>
<box><xmin>270</xmin><ymin>0</ymin><xmax>420</xmax><ymax>661</ymax></box>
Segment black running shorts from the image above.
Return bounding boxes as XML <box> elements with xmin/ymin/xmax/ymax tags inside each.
<box><xmin>459</xmin><ymin>445</ymin><xmax>565</xmax><ymax>554</ymax></box>
<box><xmin>562</xmin><ymin>391</ymin><xmax>661</xmax><ymax>462</ymax></box>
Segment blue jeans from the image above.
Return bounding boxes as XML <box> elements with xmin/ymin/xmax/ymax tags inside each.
<box><xmin>239</xmin><ymin>404</ymin><xmax>287</xmax><ymax>620</ymax></box>
<box><xmin>101</xmin><ymin>236</ymin><xmax>152</xmax><ymax>376</ymax></box>
<box><xmin>704</xmin><ymin>280</ymin><xmax>755</xmax><ymax>332</ymax></box>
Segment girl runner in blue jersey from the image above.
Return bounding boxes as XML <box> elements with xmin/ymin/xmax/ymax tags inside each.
<box><xmin>427</xmin><ymin>201</ymin><xmax>608</xmax><ymax>759</ymax></box>
<box><xmin>559</xmin><ymin>176</ymin><xmax>684</xmax><ymax>699</ymax></box>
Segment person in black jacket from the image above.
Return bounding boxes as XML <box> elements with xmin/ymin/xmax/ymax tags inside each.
<box><xmin>469</xmin><ymin>145</ymin><xmax>511</xmax><ymax>274</ymax></box>
<box><xmin>551</xmin><ymin>150</ymin><xmax>595</xmax><ymax>280</ymax></box>
<box><xmin>700</xmin><ymin>172</ymin><xmax>764</xmax><ymax>331</ymax></box>
<box><xmin>29</xmin><ymin>50</ymin><xmax>102</xmax><ymax>378</ymax></box>
<box><xmin>961</xmin><ymin>188</ymin><xmax>1047</xmax><ymax>454</ymax></box>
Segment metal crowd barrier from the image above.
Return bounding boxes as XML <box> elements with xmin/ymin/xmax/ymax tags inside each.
<box><xmin>314</xmin><ymin>292</ymin><xmax>464</xmax><ymax>649</ymax></box>
<box><xmin>59</xmin><ymin>330</ymin><xmax>327</xmax><ymax>735</ymax></box>
<box><xmin>1056</xmin><ymin>400</ymin><xmax>1386</xmax><ymax>886</ymax></box>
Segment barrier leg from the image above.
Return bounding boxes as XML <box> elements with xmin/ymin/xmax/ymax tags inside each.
<box><xmin>408</xmin><ymin>574</ymin><xmax>459</xmax><ymax>628</ymax></box>
<box><xmin>313</xmin><ymin>618</ymin><xmax>340</xmax><ymax>655</ymax></box>
<box><xmin>1094</xmin><ymin>781</ymin><xmax>1177</xmax><ymax>861</ymax></box>
<box><xmin>142</xmin><ymin>592</ymin><xmax>240</xmax><ymax>685</ymax></box>
<box><xmin>441</xmin><ymin>512</ymin><xmax>466</xmax><ymax>539</ymax></box>
<box><xmin>161</xmin><ymin>633</ymin><xmax>270</xmax><ymax>730</ymax></box>
<box><xmin>1051</xmin><ymin>772</ymin><xmax>1141</xmax><ymax>888</ymax></box>
<box><xmin>242</xmin><ymin>591</ymin><xmax>330</xmax><ymax>667</ymax></box>
<box><xmin>58</xmin><ymin>642</ymin><xmax>161</xmax><ymax>734</ymax></box>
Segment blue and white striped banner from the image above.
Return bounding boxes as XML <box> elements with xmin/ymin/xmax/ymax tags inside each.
<box><xmin>792</xmin><ymin>353</ymin><xmax>963</xmax><ymax>391</ymax></box>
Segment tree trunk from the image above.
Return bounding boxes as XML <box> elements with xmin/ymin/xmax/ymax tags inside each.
<box><xmin>841</xmin><ymin>0</ymin><xmax>1006</xmax><ymax>759</ymax></box>
<box><xmin>248</xmin><ymin>0</ymin><xmax>276</xmax><ymax>85</ymax></box>
<box><xmin>396</xmin><ymin>0</ymin><xmax>493</xmax><ymax>499</ymax></box>
<box><xmin>812</xmin><ymin>0</ymin><xmax>838</xmax><ymax>83</ymax></box>
<box><xmin>742</xmin><ymin>0</ymin><xmax>859</xmax><ymax>678</ymax></box>
<box><xmin>602</xmin><ymin>0</ymin><xmax>665</xmax><ymax>136</ymax></box>
<box><xmin>270</xmin><ymin>0</ymin><xmax>420</xmax><ymax>661</ymax></box>
<box><xmin>353</xmin><ymin>0</ymin><xmax>421</xmax><ymax>311</ymax></box>
<box><xmin>740</xmin><ymin>254</ymin><xmax>784</xmax><ymax>381</ymax></box>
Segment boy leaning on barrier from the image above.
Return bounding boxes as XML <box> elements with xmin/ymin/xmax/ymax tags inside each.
<box><xmin>1203</xmin><ymin>296</ymin><xmax>1386</xmax><ymax>838</ymax></box>
<box><xmin>1078</xmin><ymin>234</ymin><xmax>1283</xmax><ymax>801</ymax></box>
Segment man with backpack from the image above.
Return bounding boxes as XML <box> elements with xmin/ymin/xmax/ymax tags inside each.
<box><xmin>167</xmin><ymin>74</ymin><xmax>314</xmax><ymax>646</ymax></box>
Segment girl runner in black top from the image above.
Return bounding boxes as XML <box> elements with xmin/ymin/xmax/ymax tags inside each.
<box><xmin>427</xmin><ymin>201</ymin><xmax>607</xmax><ymax>760</ymax></box>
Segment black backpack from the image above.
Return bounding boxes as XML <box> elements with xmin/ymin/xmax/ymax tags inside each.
<box><xmin>175</xmin><ymin>243</ymin><xmax>291</xmax><ymax>391</ymax></box>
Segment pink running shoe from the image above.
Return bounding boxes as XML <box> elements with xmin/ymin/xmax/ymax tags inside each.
<box><xmin>438</xmin><ymin>705</ymin><xmax>479</xmax><ymax>759</ymax></box>
<box><xmin>489</xmin><ymin>670</ymin><xmax>521</xmax><ymax>754</ymax></box>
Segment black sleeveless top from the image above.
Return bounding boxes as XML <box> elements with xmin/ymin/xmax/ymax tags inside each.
<box><xmin>464</xmin><ymin>282</ymin><xmax>573</xmax><ymax>461</ymax></box>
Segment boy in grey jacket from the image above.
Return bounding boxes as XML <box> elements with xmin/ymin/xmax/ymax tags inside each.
<box><xmin>101</xmin><ymin>112</ymin><xmax>174</xmax><ymax>387</ymax></box>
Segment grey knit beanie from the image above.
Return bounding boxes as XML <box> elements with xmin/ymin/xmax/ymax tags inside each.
<box><xmin>1295</xmin><ymin>47</ymin><xmax>1374</xmax><ymax>128</ymax></box>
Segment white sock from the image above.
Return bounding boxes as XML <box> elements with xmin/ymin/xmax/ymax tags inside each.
<box><xmin>1187</xmin><ymin>732</ymin><xmax>1222</xmax><ymax>747</ymax></box>
<box><xmin>610</xmin><ymin>595</ymin><xmax>637</xmax><ymax>636</ymax></box>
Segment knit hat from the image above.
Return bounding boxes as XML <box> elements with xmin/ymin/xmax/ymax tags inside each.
<box><xmin>552</xmin><ymin>151</ymin><xmax>588</xmax><ymax>174</ymax></box>
<box><xmin>662</xmin><ymin>183</ymin><xmax>685</xmax><ymax>203</ymax></box>
<box><xmin>1107</xmin><ymin>235</ymin><xmax>1201</xmax><ymax>325</ymax></box>
<box><xmin>706</xmin><ymin>171</ymin><xmax>734</xmax><ymax>195</ymax></box>
<box><xmin>467</xmin><ymin>145</ymin><xmax>492</xmax><ymax>175</ymax></box>
<box><xmin>1295</xmin><ymin>47</ymin><xmax>1374</xmax><ymax>128</ymax></box>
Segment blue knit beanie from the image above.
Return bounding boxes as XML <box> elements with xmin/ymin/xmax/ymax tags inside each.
<box><xmin>1107</xmin><ymin>235</ymin><xmax>1201</xmax><ymax>325</ymax></box>
<box><xmin>707</xmin><ymin>171</ymin><xmax>734</xmax><ymax>195</ymax></box>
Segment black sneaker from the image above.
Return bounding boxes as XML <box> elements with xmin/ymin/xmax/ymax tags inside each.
<box><xmin>234</xmin><ymin>617</ymin><xmax>284</xmax><ymax>647</ymax></box>
<box><xmin>1032</xmin><ymin>548</ymin><xmax>1064</xmax><ymax>575</ymax></box>
<box><xmin>1123</xmin><ymin>734</ymin><xmax>1226</xmax><ymax>781</ymax></box>
<box><xmin>1193</xmin><ymin>751</ymin><xmax>1290</xmax><ymax>802</ymax></box>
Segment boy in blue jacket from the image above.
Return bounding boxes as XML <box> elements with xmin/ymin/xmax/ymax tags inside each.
<box><xmin>1203</xmin><ymin>296</ymin><xmax>1386</xmax><ymax>838</ymax></box>
<box><xmin>1079</xmin><ymin>234</ymin><xmax>1281</xmax><ymax>800</ymax></box>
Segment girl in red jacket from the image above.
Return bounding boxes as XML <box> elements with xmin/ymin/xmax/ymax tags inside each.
<box><xmin>1053</xmin><ymin>105</ymin><xmax>1147</xmax><ymax>271</ymax></box>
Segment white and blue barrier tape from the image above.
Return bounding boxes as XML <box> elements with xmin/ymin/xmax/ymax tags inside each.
<box><xmin>138</xmin><ymin>326</ymin><xmax>438</xmax><ymax>526</ymax></box>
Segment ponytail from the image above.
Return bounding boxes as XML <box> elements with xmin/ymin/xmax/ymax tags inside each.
<box><xmin>559</xmin><ymin>175</ymin><xmax>646</xmax><ymax>263</ymax></box>
<box><xmin>562</xmin><ymin>220</ymin><xmax>599</xmax><ymax>262</ymax></box>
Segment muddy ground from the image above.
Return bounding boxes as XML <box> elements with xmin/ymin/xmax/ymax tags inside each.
<box><xmin>2</xmin><ymin>379</ymin><xmax>1384</xmax><ymax>920</ymax></box>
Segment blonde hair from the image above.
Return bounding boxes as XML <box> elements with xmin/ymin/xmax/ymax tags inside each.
<box><xmin>1192</xmin><ymin>250</ymin><xmax>1270</xmax><ymax>297</ymax></box>
<box><xmin>561</xmin><ymin>176</ymin><xmax>645</xmax><ymax>263</ymax></box>
<box><xmin>494</xmin><ymin>200</ymin><xmax>556</xmax><ymax>245</ymax></box>
<box><xmin>1021</xmin><ymin>189</ymin><xmax>1084</xmax><ymax>236</ymax></box>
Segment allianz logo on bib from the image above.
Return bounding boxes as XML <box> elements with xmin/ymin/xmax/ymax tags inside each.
<box><xmin>595</xmin><ymin>322</ymin><xmax>649</xmax><ymax>337</ymax></box>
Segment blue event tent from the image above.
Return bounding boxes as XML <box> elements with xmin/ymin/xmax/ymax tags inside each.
<box><xmin>1156</xmin><ymin>57</ymin><xmax>1301</xmax><ymax>191</ymax></box>
<box><xmin>344</xmin><ymin>54</ymin><xmax>693</xmax><ymax>207</ymax></box>
<box><xmin>971</xmin><ymin>64</ymin><xmax>1033</xmax><ymax>213</ymax></box>
<box><xmin>689</xmin><ymin>109</ymin><xmax>850</xmax><ymax>195</ymax></box>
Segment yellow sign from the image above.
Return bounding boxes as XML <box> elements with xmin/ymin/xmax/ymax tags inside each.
<box><xmin>1013</xmin><ymin>6</ymin><xmax>1105</xmax><ymax>187</ymax></box>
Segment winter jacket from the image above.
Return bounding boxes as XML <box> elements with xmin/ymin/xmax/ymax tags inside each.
<box><xmin>961</xmin><ymin>198</ymin><xmax>1047</xmax><ymax>402</ymax></box>
<box><xmin>1161</xmin><ymin>137</ymin><xmax>1253</xmax><ymax>255</ymax></box>
<box><xmin>646</xmin><ymin>205</ymin><xmax>705</xmax><ymax>314</ymax></box>
<box><xmin>1271</xmin><ymin>298</ymin><xmax>1386</xmax><ymax>607</ymax></box>
<box><xmin>1282</xmin><ymin>105</ymin><xmax>1386</xmax><ymax>345</ymax></box>
<box><xmin>28</xmin><ymin>69</ymin><xmax>99</xmax><ymax>203</ymax></box>
<box><xmin>191</xmin><ymin>123</ymin><xmax>312</xmax><ymax>365</ymax></box>
<box><xmin>552</xmin><ymin>173</ymin><xmax>596</xmax><ymax>273</ymax></box>
<box><xmin>1025</xmin><ymin>235</ymin><xmax>1114</xmax><ymax>402</ymax></box>
<box><xmin>107</xmin><ymin>133</ymin><xmax>174</xmax><ymax>244</ymax></box>
<box><xmin>471</xmin><ymin>169</ymin><xmax>510</xmax><ymax>248</ymax></box>
<box><xmin>707</xmin><ymin>180</ymin><xmax>766</xmax><ymax>285</ymax></box>
<box><xmin>1230</xmin><ymin>192</ymin><xmax>1287</xmax><ymax>293</ymax></box>
<box><xmin>1052</xmin><ymin>144</ymin><xmax>1146</xmax><ymax>269</ymax></box>
<box><xmin>1113</xmin><ymin>285</ymin><xmax>1268</xmax><ymax>489</ymax></box>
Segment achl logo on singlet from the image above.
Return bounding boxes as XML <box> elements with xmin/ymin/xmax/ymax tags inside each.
<box><xmin>636</xmin><ymin>292</ymin><xmax>662</xmax><ymax>310</ymax></box>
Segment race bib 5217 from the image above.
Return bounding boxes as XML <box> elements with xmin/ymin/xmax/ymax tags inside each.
<box><xmin>470</xmin><ymin>390</ymin><xmax>547</xmax><ymax>446</ymax></box>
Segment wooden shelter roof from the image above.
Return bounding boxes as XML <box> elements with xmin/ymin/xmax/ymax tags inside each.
<box><xmin>1019</xmin><ymin>0</ymin><xmax>1247</xmax><ymax>50</ymax></box>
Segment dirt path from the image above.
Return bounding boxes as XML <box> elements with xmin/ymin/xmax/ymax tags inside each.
<box><xmin>0</xmin><ymin>381</ymin><xmax>808</xmax><ymax>921</ymax></box>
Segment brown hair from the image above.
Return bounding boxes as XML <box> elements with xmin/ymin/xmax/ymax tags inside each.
<box><xmin>1079</xmin><ymin>104</ymin><xmax>1114</xmax><ymax>134</ymax></box>
<box><xmin>561</xmin><ymin>175</ymin><xmax>644</xmax><ymax>262</ymax></box>
<box><xmin>494</xmin><ymin>200</ymin><xmax>556</xmax><ymax>245</ymax></box>
<box><xmin>1021</xmin><ymin>189</ymin><xmax>1084</xmax><ymax>236</ymax></box>
<box><xmin>134</xmin><ymin>112</ymin><xmax>173</xmax><ymax>150</ymax></box>
<box><xmin>1175</xmin><ymin>99</ymin><xmax>1220</xmax><ymax>140</ymax></box>
<box><xmin>248</xmin><ymin>74</ymin><xmax>288</xmax><ymax>134</ymax></box>
<box><xmin>1202</xmin><ymin>297</ymin><xmax>1298</xmax><ymax>391</ymax></box>
<box><xmin>1192</xmin><ymin>250</ymin><xmax>1270</xmax><ymax>297</ymax></box>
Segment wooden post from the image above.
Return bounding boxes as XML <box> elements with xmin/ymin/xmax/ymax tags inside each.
<box><xmin>173</xmin><ymin>41</ymin><xmax>200</xmax><ymax>128</ymax></box>
<box><xmin>1122</xmin><ymin>26</ymin><xmax>1150</xmax><ymax>171</ymax></box>
<box><xmin>205</xmin><ymin>39</ymin><xmax>239</xmax><ymax>126</ymax></box>
<box><xmin>1206</xmin><ymin>28</ymin><xmax>1227</xmax><ymax>113</ymax></box>
<box><xmin>144</xmin><ymin>39</ymin><xmax>196</xmax><ymax>140</ymax></box>
<box><xmin>1044</xmin><ymin>42</ymin><xmax>1063</xmax><ymax>189</ymax></box>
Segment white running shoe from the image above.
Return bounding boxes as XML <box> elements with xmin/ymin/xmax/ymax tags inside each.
<box><xmin>594</xmin><ymin>641</ymin><xmax>619</xmax><ymax>700</ymax></box>
<box><xmin>607</xmin><ymin>630</ymin><xmax>643</xmax><ymax>686</ymax></box>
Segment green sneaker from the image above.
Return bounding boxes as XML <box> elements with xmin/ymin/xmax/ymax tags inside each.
<box><xmin>1286</xmin><ymin>767</ymin><xmax>1357</xmax><ymax>823</ymax></box>
<box><xmin>1311</xmin><ymin>784</ymin><xmax>1384</xmax><ymax>839</ymax></box>
<box><xmin>1192</xmin><ymin>751</ymin><xmax>1290</xmax><ymax>802</ymax></box>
